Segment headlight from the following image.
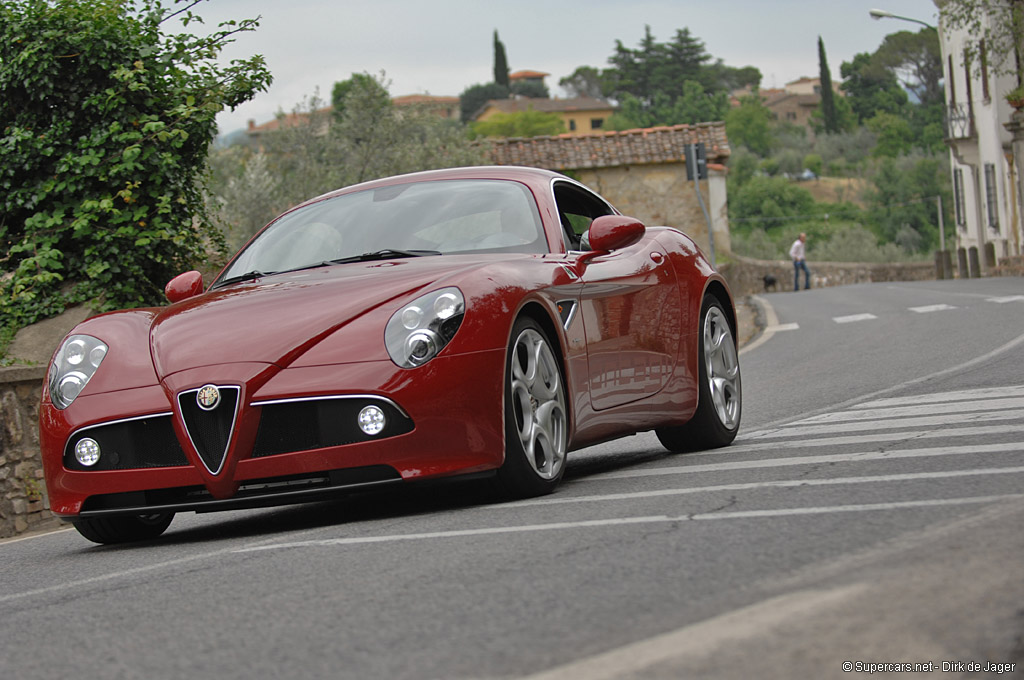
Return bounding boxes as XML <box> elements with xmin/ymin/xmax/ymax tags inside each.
<box><xmin>385</xmin><ymin>287</ymin><xmax>465</xmax><ymax>368</ymax></box>
<box><xmin>48</xmin><ymin>334</ymin><xmax>108</xmax><ymax>409</ymax></box>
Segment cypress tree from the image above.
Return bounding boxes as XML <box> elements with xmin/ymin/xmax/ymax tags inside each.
<box><xmin>818</xmin><ymin>36</ymin><xmax>839</xmax><ymax>134</ymax></box>
<box><xmin>493</xmin><ymin>30</ymin><xmax>510</xmax><ymax>89</ymax></box>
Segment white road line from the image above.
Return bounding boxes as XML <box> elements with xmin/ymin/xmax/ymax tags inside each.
<box><xmin>744</xmin><ymin>409</ymin><xmax>1023</xmax><ymax>440</ymax></box>
<box><xmin>853</xmin><ymin>385</ymin><xmax>1024</xmax><ymax>409</ymax></box>
<box><xmin>594</xmin><ymin>442</ymin><xmax>1023</xmax><ymax>480</ymax></box>
<box><xmin>833</xmin><ymin>313</ymin><xmax>877</xmax><ymax>324</ymax></box>
<box><xmin>769</xmin><ymin>322</ymin><xmax>800</xmax><ymax>332</ymax></box>
<box><xmin>497</xmin><ymin>467</ymin><xmax>1024</xmax><ymax>509</ymax></box>
<box><xmin>987</xmin><ymin>295</ymin><xmax>1024</xmax><ymax>303</ymax></box>
<box><xmin>233</xmin><ymin>495</ymin><xmax>1024</xmax><ymax>553</ymax></box>
<box><xmin>792</xmin><ymin>396</ymin><xmax>1024</xmax><ymax>425</ymax></box>
<box><xmin>909</xmin><ymin>303</ymin><xmax>957</xmax><ymax>313</ymax></box>
<box><xmin>725</xmin><ymin>423</ymin><xmax>1024</xmax><ymax>454</ymax></box>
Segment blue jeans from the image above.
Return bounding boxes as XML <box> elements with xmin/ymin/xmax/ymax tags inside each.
<box><xmin>793</xmin><ymin>260</ymin><xmax>810</xmax><ymax>290</ymax></box>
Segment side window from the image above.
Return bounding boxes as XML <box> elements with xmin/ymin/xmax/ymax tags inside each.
<box><xmin>553</xmin><ymin>182</ymin><xmax>615</xmax><ymax>250</ymax></box>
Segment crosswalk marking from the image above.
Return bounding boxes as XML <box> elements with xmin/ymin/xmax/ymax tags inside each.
<box><xmin>725</xmin><ymin>423</ymin><xmax>1024</xmax><ymax>454</ymax></box>
<box><xmin>595</xmin><ymin>442</ymin><xmax>1023</xmax><ymax>480</ymax></box>
<box><xmin>498</xmin><ymin>467</ymin><xmax>1024</xmax><ymax>509</ymax></box>
<box><xmin>909</xmin><ymin>304</ymin><xmax>957</xmax><ymax>313</ymax></box>
<box><xmin>854</xmin><ymin>385</ymin><xmax>1024</xmax><ymax>409</ymax></box>
<box><xmin>791</xmin><ymin>396</ymin><xmax>1024</xmax><ymax>425</ymax></box>
<box><xmin>833</xmin><ymin>313</ymin><xmax>877</xmax><ymax>324</ymax></box>
<box><xmin>745</xmin><ymin>409</ymin><xmax>1023</xmax><ymax>440</ymax></box>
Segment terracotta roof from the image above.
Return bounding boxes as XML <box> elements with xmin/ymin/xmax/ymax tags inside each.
<box><xmin>509</xmin><ymin>70</ymin><xmax>550</xmax><ymax>80</ymax></box>
<box><xmin>479</xmin><ymin>96</ymin><xmax>614</xmax><ymax>118</ymax></box>
<box><xmin>486</xmin><ymin>122</ymin><xmax>729</xmax><ymax>171</ymax></box>
<box><xmin>247</xmin><ymin>107</ymin><xmax>332</xmax><ymax>133</ymax></box>
<box><xmin>392</xmin><ymin>94</ymin><xmax>459</xmax><ymax>106</ymax></box>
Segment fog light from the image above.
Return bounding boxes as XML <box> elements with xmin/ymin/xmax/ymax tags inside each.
<box><xmin>358</xmin><ymin>405</ymin><xmax>386</xmax><ymax>436</ymax></box>
<box><xmin>75</xmin><ymin>438</ymin><xmax>101</xmax><ymax>466</ymax></box>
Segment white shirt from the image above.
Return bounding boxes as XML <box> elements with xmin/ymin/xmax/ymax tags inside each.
<box><xmin>789</xmin><ymin>238</ymin><xmax>805</xmax><ymax>262</ymax></box>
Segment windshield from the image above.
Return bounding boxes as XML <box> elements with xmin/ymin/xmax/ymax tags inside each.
<box><xmin>218</xmin><ymin>179</ymin><xmax>547</xmax><ymax>283</ymax></box>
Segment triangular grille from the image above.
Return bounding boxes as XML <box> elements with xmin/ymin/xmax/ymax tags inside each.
<box><xmin>178</xmin><ymin>386</ymin><xmax>239</xmax><ymax>475</ymax></box>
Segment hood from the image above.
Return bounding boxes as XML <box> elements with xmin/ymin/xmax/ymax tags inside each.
<box><xmin>150</xmin><ymin>256</ymin><xmax>519</xmax><ymax>379</ymax></box>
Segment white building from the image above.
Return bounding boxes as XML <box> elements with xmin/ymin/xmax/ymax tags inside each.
<box><xmin>935</xmin><ymin>0</ymin><xmax>1024</xmax><ymax>274</ymax></box>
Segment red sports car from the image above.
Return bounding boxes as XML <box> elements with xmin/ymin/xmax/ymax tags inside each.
<box><xmin>40</xmin><ymin>166</ymin><xmax>742</xmax><ymax>544</ymax></box>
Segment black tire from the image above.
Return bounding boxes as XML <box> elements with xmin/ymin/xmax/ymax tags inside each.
<box><xmin>495</xmin><ymin>317</ymin><xmax>569</xmax><ymax>498</ymax></box>
<box><xmin>72</xmin><ymin>513</ymin><xmax>174</xmax><ymax>545</ymax></box>
<box><xmin>656</xmin><ymin>294</ymin><xmax>741</xmax><ymax>452</ymax></box>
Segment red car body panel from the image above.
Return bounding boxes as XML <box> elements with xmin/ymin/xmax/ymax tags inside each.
<box><xmin>39</xmin><ymin>166</ymin><xmax>733</xmax><ymax>519</ymax></box>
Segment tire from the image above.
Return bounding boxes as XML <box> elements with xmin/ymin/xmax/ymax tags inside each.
<box><xmin>72</xmin><ymin>513</ymin><xmax>174</xmax><ymax>545</ymax></box>
<box><xmin>495</xmin><ymin>317</ymin><xmax>569</xmax><ymax>498</ymax></box>
<box><xmin>656</xmin><ymin>294</ymin><xmax>741</xmax><ymax>452</ymax></box>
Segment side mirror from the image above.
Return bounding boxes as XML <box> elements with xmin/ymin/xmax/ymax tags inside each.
<box><xmin>587</xmin><ymin>215</ymin><xmax>646</xmax><ymax>252</ymax></box>
<box><xmin>165</xmin><ymin>270</ymin><xmax>204</xmax><ymax>303</ymax></box>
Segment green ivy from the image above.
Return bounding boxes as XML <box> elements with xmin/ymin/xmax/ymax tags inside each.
<box><xmin>0</xmin><ymin>0</ymin><xmax>272</xmax><ymax>356</ymax></box>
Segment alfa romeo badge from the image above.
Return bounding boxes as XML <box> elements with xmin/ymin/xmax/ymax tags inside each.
<box><xmin>196</xmin><ymin>384</ymin><xmax>221</xmax><ymax>411</ymax></box>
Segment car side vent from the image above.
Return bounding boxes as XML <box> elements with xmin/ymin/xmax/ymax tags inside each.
<box><xmin>177</xmin><ymin>386</ymin><xmax>240</xmax><ymax>475</ymax></box>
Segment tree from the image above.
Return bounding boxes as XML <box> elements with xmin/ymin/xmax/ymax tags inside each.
<box><xmin>0</xmin><ymin>0</ymin><xmax>271</xmax><ymax>353</ymax></box>
<box><xmin>818</xmin><ymin>36</ymin><xmax>840</xmax><ymax>134</ymax></box>
<box><xmin>459</xmin><ymin>82</ymin><xmax>509</xmax><ymax>122</ymax></box>
<box><xmin>605</xmin><ymin>26</ymin><xmax>712</xmax><ymax>106</ymax></box>
<box><xmin>940</xmin><ymin>0</ymin><xmax>1024</xmax><ymax>83</ymax></box>
<box><xmin>469</xmin><ymin>109</ymin><xmax>565</xmax><ymax>138</ymax></box>
<box><xmin>872</xmin><ymin>29</ymin><xmax>944</xmax><ymax>106</ymax></box>
<box><xmin>510</xmin><ymin>79</ymin><xmax>550</xmax><ymax>98</ymax></box>
<box><xmin>840</xmin><ymin>52</ymin><xmax>910</xmax><ymax>123</ymax></box>
<box><xmin>559</xmin><ymin>66</ymin><xmax>607</xmax><ymax>98</ymax></box>
<box><xmin>493</xmin><ymin>30</ymin><xmax>510</xmax><ymax>89</ymax></box>
<box><xmin>725</xmin><ymin>95</ymin><xmax>776</xmax><ymax>156</ymax></box>
<box><xmin>332</xmin><ymin>72</ymin><xmax>390</xmax><ymax>119</ymax></box>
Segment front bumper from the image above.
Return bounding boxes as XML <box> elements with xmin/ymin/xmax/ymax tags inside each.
<box><xmin>41</xmin><ymin>350</ymin><xmax>506</xmax><ymax>518</ymax></box>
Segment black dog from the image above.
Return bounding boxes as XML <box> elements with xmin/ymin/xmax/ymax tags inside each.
<box><xmin>763</xmin><ymin>274</ymin><xmax>778</xmax><ymax>291</ymax></box>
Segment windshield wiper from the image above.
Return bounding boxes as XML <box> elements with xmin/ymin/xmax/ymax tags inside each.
<box><xmin>328</xmin><ymin>249</ymin><xmax>441</xmax><ymax>265</ymax></box>
<box><xmin>211</xmin><ymin>270</ymin><xmax>275</xmax><ymax>289</ymax></box>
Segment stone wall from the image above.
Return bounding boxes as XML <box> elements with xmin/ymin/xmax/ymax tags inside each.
<box><xmin>0</xmin><ymin>366</ymin><xmax>59</xmax><ymax>538</ymax></box>
<box><xmin>718</xmin><ymin>253</ymin><xmax>937</xmax><ymax>297</ymax></box>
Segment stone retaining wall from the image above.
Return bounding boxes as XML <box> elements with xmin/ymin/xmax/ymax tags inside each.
<box><xmin>0</xmin><ymin>366</ymin><xmax>59</xmax><ymax>538</ymax></box>
<box><xmin>718</xmin><ymin>253</ymin><xmax>937</xmax><ymax>297</ymax></box>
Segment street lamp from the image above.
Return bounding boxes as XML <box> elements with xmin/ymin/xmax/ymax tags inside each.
<box><xmin>868</xmin><ymin>8</ymin><xmax>935</xmax><ymax>29</ymax></box>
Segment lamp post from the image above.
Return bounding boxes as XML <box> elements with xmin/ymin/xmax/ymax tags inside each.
<box><xmin>868</xmin><ymin>8</ymin><xmax>935</xmax><ymax>29</ymax></box>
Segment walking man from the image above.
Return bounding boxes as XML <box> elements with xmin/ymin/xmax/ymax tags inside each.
<box><xmin>789</xmin><ymin>232</ymin><xmax>810</xmax><ymax>291</ymax></box>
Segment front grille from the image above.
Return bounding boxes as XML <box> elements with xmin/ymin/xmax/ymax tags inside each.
<box><xmin>64</xmin><ymin>414</ymin><xmax>188</xmax><ymax>471</ymax></box>
<box><xmin>178</xmin><ymin>386</ymin><xmax>240</xmax><ymax>475</ymax></box>
<box><xmin>252</xmin><ymin>396</ymin><xmax>414</xmax><ymax>458</ymax></box>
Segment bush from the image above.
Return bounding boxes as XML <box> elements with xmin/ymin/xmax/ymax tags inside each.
<box><xmin>0</xmin><ymin>0</ymin><xmax>271</xmax><ymax>354</ymax></box>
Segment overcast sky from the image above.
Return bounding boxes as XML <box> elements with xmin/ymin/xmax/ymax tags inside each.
<box><xmin>194</xmin><ymin>0</ymin><xmax>940</xmax><ymax>135</ymax></box>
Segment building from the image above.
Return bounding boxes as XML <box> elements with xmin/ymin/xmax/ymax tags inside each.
<box><xmin>935</xmin><ymin>0</ymin><xmax>1024</xmax><ymax>273</ymax></box>
<box><xmin>486</xmin><ymin>123</ymin><xmax>732</xmax><ymax>257</ymax></box>
<box><xmin>245</xmin><ymin>95</ymin><xmax>460</xmax><ymax>139</ymax></box>
<box><xmin>732</xmin><ymin>77</ymin><xmax>841</xmax><ymax>133</ymax></box>
<box><xmin>473</xmin><ymin>96</ymin><xmax>617</xmax><ymax>136</ymax></box>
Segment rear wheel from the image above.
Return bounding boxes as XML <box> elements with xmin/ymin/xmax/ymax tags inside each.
<box><xmin>72</xmin><ymin>513</ymin><xmax>174</xmax><ymax>545</ymax></box>
<box><xmin>496</xmin><ymin>317</ymin><xmax>568</xmax><ymax>498</ymax></box>
<box><xmin>656</xmin><ymin>294</ymin><xmax>741</xmax><ymax>452</ymax></box>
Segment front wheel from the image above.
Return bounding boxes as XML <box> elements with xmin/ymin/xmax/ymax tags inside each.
<box><xmin>656</xmin><ymin>294</ymin><xmax>741</xmax><ymax>452</ymax></box>
<box><xmin>495</xmin><ymin>317</ymin><xmax>568</xmax><ymax>498</ymax></box>
<box><xmin>72</xmin><ymin>513</ymin><xmax>174</xmax><ymax>545</ymax></box>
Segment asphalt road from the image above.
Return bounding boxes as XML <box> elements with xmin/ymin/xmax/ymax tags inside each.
<box><xmin>2</xmin><ymin>277</ymin><xmax>1023</xmax><ymax>679</ymax></box>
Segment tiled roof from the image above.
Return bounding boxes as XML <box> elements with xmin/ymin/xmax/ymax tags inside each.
<box><xmin>509</xmin><ymin>70</ymin><xmax>550</xmax><ymax>80</ymax></box>
<box><xmin>392</xmin><ymin>94</ymin><xmax>459</xmax><ymax>106</ymax></box>
<box><xmin>481</xmin><ymin>96</ymin><xmax>615</xmax><ymax>116</ymax></box>
<box><xmin>486</xmin><ymin>122</ymin><xmax>729</xmax><ymax>171</ymax></box>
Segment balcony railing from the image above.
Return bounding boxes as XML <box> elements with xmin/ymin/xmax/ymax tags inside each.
<box><xmin>946</xmin><ymin>102</ymin><xmax>975</xmax><ymax>140</ymax></box>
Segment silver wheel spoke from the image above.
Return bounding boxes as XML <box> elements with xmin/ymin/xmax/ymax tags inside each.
<box><xmin>511</xmin><ymin>328</ymin><xmax>567</xmax><ymax>480</ymax></box>
<box><xmin>703</xmin><ymin>307</ymin><xmax>740</xmax><ymax>430</ymax></box>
